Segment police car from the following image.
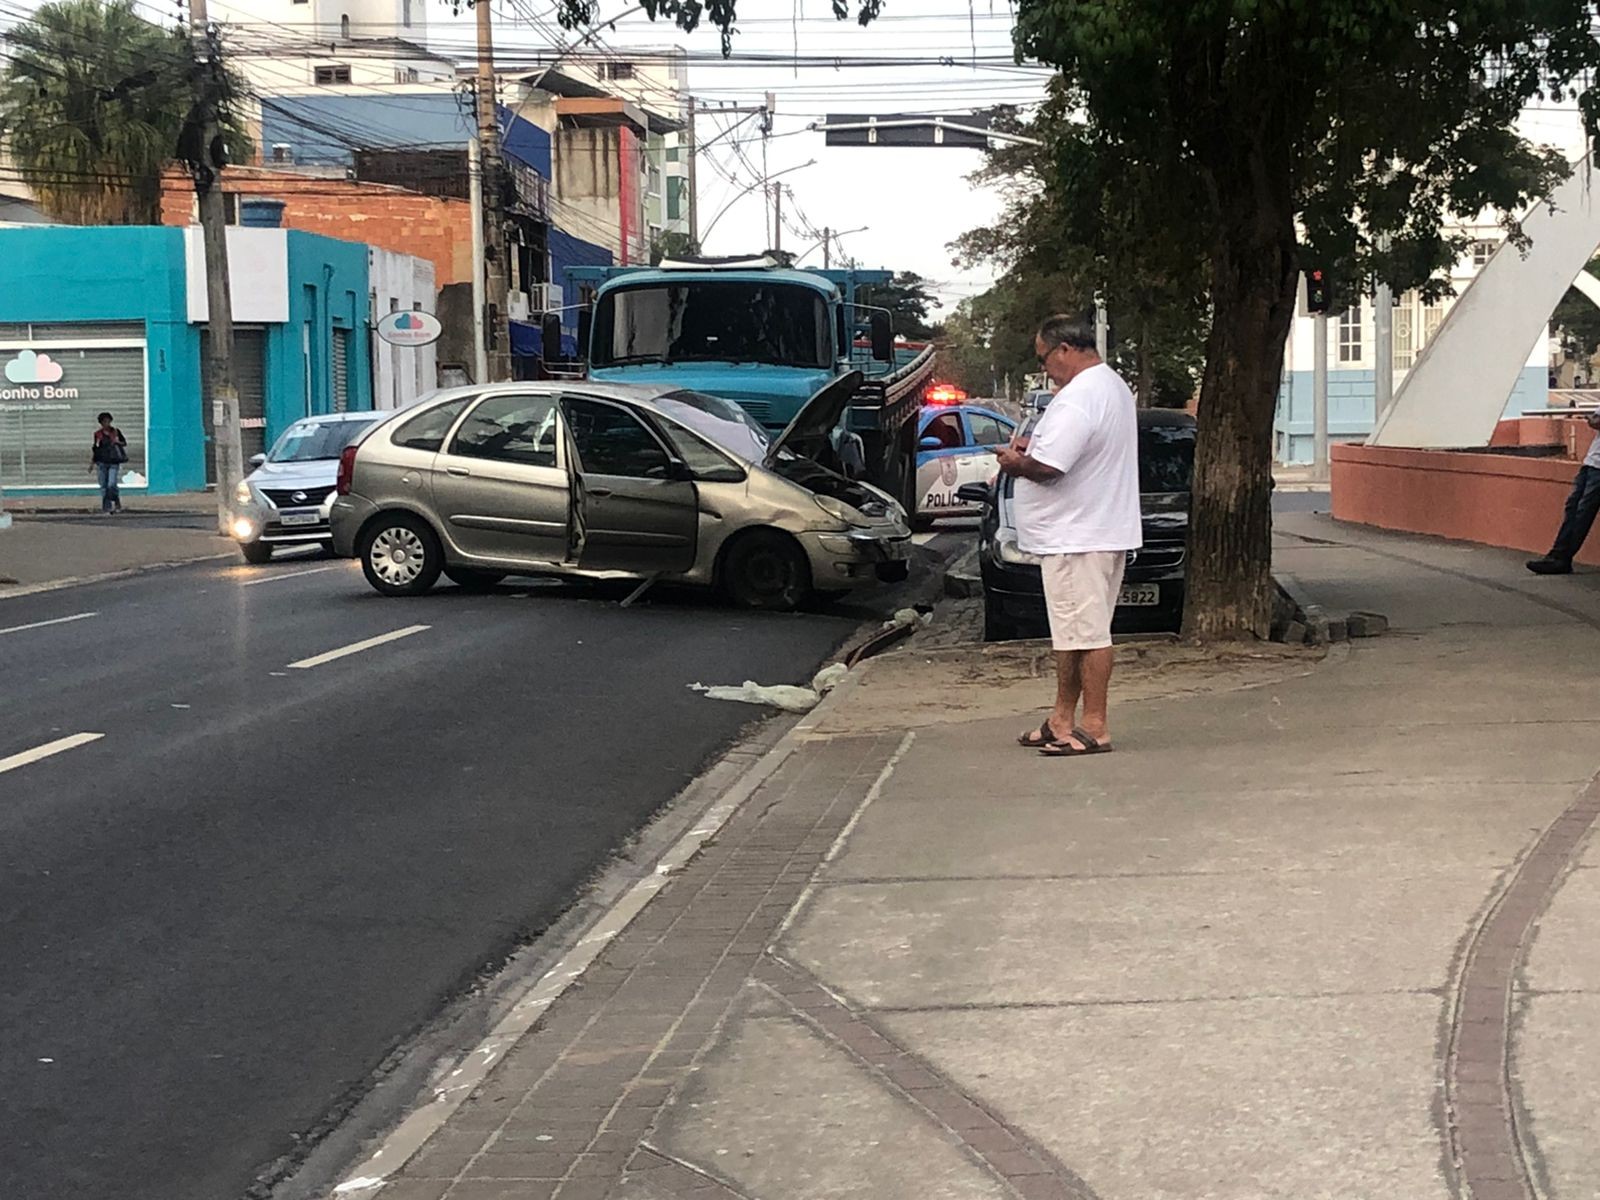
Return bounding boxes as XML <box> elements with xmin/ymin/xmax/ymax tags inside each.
<box><xmin>913</xmin><ymin>386</ymin><xmax>1018</xmax><ymax>531</ymax></box>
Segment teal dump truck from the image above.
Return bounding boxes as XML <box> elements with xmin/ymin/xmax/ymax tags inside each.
<box><xmin>554</xmin><ymin>255</ymin><xmax>938</xmax><ymax>515</ymax></box>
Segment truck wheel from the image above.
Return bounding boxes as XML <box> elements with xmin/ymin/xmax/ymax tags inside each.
<box><xmin>722</xmin><ymin>530</ymin><xmax>811</xmax><ymax>611</ymax></box>
<box><xmin>359</xmin><ymin>513</ymin><xmax>442</xmax><ymax>597</ymax></box>
<box><xmin>240</xmin><ymin>541</ymin><xmax>274</xmax><ymax>565</ymax></box>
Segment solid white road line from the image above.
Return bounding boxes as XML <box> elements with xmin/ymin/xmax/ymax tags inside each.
<box><xmin>287</xmin><ymin>624</ymin><xmax>431</xmax><ymax>670</ymax></box>
<box><xmin>0</xmin><ymin>733</ymin><xmax>105</xmax><ymax>776</ymax></box>
<box><xmin>0</xmin><ymin>611</ymin><xmax>99</xmax><ymax>637</ymax></box>
<box><xmin>240</xmin><ymin>566</ymin><xmax>338</xmax><ymax>588</ymax></box>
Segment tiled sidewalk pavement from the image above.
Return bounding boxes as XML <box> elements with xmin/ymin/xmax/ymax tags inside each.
<box><xmin>379</xmin><ymin>733</ymin><xmax>903</xmax><ymax>1200</ymax></box>
<box><xmin>376</xmin><ymin>729</ymin><xmax>1091</xmax><ymax>1200</ymax></box>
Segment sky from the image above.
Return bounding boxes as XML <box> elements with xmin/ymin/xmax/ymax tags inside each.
<box><xmin>431</xmin><ymin>1</ymin><xmax>1052</xmax><ymax>316</ymax></box>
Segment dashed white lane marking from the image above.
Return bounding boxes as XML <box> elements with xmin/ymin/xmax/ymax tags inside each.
<box><xmin>0</xmin><ymin>733</ymin><xmax>105</xmax><ymax>776</ymax></box>
<box><xmin>0</xmin><ymin>611</ymin><xmax>98</xmax><ymax>637</ymax></box>
<box><xmin>287</xmin><ymin>624</ymin><xmax>430</xmax><ymax>670</ymax></box>
<box><xmin>240</xmin><ymin>566</ymin><xmax>338</xmax><ymax>587</ymax></box>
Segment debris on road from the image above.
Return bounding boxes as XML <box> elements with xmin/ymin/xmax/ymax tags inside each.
<box><xmin>689</xmin><ymin>680</ymin><xmax>823</xmax><ymax>712</ymax></box>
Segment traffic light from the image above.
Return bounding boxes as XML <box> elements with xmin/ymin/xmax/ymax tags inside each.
<box><xmin>1306</xmin><ymin>268</ymin><xmax>1331</xmax><ymax>315</ymax></box>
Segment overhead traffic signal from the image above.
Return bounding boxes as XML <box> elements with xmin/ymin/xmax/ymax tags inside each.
<box><xmin>1306</xmin><ymin>268</ymin><xmax>1332</xmax><ymax>315</ymax></box>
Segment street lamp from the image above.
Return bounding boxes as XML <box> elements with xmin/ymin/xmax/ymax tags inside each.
<box><xmin>796</xmin><ymin>225</ymin><xmax>869</xmax><ymax>267</ymax></box>
<box><xmin>699</xmin><ymin>160</ymin><xmax>817</xmax><ymax>247</ymax></box>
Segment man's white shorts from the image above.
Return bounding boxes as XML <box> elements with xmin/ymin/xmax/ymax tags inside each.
<box><xmin>1040</xmin><ymin>550</ymin><xmax>1127</xmax><ymax>651</ymax></box>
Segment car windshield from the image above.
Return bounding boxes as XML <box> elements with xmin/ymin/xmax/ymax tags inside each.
<box><xmin>593</xmin><ymin>281</ymin><xmax>831</xmax><ymax>369</ymax></box>
<box><xmin>999</xmin><ymin>422</ymin><xmax>1194</xmax><ymax>498</ymax></box>
<box><xmin>652</xmin><ymin>389</ymin><xmax>772</xmax><ymax>464</ymax></box>
<box><xmin>268</xmin><ymin>417</ymin><xmax>382</xmax><ymax>463</ymax></box>
<box><xmin>1140</xmin><ymin>424</ymin><xmax>1195</xmax><ymax>492</ymax></box>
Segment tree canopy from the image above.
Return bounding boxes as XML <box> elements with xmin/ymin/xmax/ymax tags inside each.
<box><xmin>858</xmin><ymin>271</ymin><xmax>939</xmax><ymax>342</ymax></box>
<box><xmin>0</xmin><ymin>0</ymin><xmax>248</xmax><ymax>225</ymax></box>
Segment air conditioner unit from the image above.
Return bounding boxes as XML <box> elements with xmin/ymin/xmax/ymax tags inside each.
<box><xmin>530</xmin><ymin>282</ymin><xmax>564</xmax><ymax>314</ymax></box>
<box><xmin>506</xmin><ymin>291</ymin><xmax>531</xmax><ymax>322</ymax></box>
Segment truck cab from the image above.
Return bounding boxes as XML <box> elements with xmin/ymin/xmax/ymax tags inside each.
<box><xmin>557</xmin><ymin>256</ymin><xmax>934</xmax><ymax>513</ymax></box>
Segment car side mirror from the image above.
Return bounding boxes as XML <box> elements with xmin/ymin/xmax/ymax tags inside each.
<box><xmin>663</xmin><ymin>459</ymin><xmax>694</xmax><ymax>482</ymax></box>
<box><xmin>248</xmin><ymin>453</ymin><xmax>266</xmax><ymax>468</ymax></box>
<box><xmin>869</xmin><ymin>311</ymin><xmax>893</xmax><ymax>362</ymax></box>
<box><xmin>955</xmin><ymin>482</ymin><xmax>990</xmax><ymax>505</ymax></box>
<box><xmin>541</xmin><ymin>312</ymin><xmax>563</xmax><ymax>361</ymax></box>
<box><xmin>919</xmin><ymin>436</ymin><xmax>942</xmax><ymax>451</ymax></box>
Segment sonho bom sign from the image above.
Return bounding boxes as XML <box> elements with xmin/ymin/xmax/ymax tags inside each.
<box><xmin>0</xmin><ymin>350</ymin><xmax>81</xmax><ymax>405</ymax></box>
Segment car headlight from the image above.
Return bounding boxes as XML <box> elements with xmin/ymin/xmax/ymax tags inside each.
<box><xmin>997</xmin><ymin>538</ymin><xmax>1042</xmax><ymax>566</ymax></box>
<box><xmin>814</xmin><ymin>494</ymin><xmax>868</xmax><ymax>527</ymax></box>
<box><xmin>234</xmin><ymin>480</ymin><xmax>253</xmax><ymax>505</ymax></box>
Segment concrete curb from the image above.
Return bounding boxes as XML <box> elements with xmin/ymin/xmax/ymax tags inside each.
<box><xmin>0</xmin><ymin>552</ymin><xmax>238</xmax><ymax>601</ymax></box>
<box><xmin>310</xmin><ymin>643</ymin><xmax>879</xmax><ymax>1198</ymax></box>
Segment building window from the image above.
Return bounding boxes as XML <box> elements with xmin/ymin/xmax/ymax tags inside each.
<box><xmin>1471</xmin><ymin>239</ymin><xmax>1496</xmax><ymax>268</ymax></box>
<box><xmin>1394</xmin><ymin>291</ymin><xmax>1417</xmax><ymax>371</ymax></box>
<box><xmin>1338</xmin><ymin>305</ymin><xmax>1362</xmax><ymax>364</ymax></box>
<box><xmin>602</xmin><ymin>61</ymin><xmax>635</xmax><ymax>80</ymax></box>
<box><xmin>340</xmin><ymin>13</ymin><xmax>350</xmax><ymax>37</ymax></box>
<box><xmin>647</xmin><ymin>163</ymin><xmax>662</xmax><ymax>197</ymax></box>
<box><xmin>666</xmin><ymin>176</ymin><xmax>683</xmax><ymax>222</ymax></box>
<box><xmin>402</xmin><ymin>0</ymin><xmax>411</xmax><ymax>26</ymax></box>
<box><xmin>315</xmin><ymin>64</ymin><xmax>352</xmax><ymax>84</ymax></box>
<box><xmin>394</xmin><ymin>67</ymin><xmax>419</xmax><ymax>83</ymax></box>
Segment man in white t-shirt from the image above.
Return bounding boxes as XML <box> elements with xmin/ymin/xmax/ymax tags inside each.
<box><xmin>995</xmin><ymin>315</ymin><xmax>1141</xmax><ymax>757</ymax></box>
<box><xmin>1527</xmin><ymin>409</ymin><xmax>1600</xmax><ymax>574</ymax></box>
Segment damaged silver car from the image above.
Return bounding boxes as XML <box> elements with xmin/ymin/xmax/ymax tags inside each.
<box><xmin>328</xmin><ymin>380</ymin><xmax>913</xmax><ymax>610</ymax></box>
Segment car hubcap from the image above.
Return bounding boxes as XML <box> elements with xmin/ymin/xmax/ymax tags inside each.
<box><xmin>747</xmin><ymin>550</ymin><xmax>790</xmax><ymax>597</ymax></box>
<box><xmin>370</xmin><ymin>527</ymin><xmax>425</xmax><ymax>585</ymax></box>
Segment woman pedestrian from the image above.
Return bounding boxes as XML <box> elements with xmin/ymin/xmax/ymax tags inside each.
<box><xmin>90</xmin><ymin>411</ymin><xmax>127</xmax><ymax>514</ymax></box>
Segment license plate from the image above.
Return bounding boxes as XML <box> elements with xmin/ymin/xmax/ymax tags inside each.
<box><xmin>1118</xmin><ymin>584</ymin><xmax>1160</xmax><ymax>607</ymax></box>
<box><xmin>279</xmin><ymin>511</ymin><xmax>320</xmax><ymax>527</ymax></box>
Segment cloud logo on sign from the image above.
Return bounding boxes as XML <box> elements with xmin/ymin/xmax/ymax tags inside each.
<box><xmin>4</xmin><ymin>350</ymin><xmax>64</xmax><ymax>384</ymax></box>
<box><xmin>393</xmin><ymin>313</ymin><xmax>422</xmax><ymax>330</ymax></box>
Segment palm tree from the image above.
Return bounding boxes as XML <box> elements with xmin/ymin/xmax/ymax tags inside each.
<box><xmin>0</xmin><ymin>0</ymin><xmax>196</xmax><ymax>224</ymax></box>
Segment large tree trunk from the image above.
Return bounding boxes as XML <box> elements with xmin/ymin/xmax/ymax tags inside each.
<box><xmin>1182</xmin><ymin>180</ymin><xmax>1299</xmax><ymax>641</ymax></box>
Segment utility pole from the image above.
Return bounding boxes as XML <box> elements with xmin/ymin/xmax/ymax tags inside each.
<box><xmin>822</xmin><ymin>226</ymin><xmax>830</xmax><ymax>269</ymax></box>
<box><xmin>684</xmin><ymin>94</ymin><xmax>699</xmax><ymax>249</ymax></box>
<box><xmin>1313</xmin><ymin>312</ymin><xmax>1330</xmax><ymax>481</ymax></box>
<box><xmin>771</xmin><ymin>183</ymin><xmax>782</xmax><ymax>253</ymax></box>
<box><xmin>474</xmin><ymin>0</ymin><xmax>511</xmax><ymax>382</ymax></box>
<box><xmin>1373</xmin><ymin>233</ymin><xmax>1394</xmax><ymax>427</ymax></box>
<box><xmin>187</xmin><ymin>0</ymin><xmax>242</xmax><ymax>535</ymax></box>
<box><xmin>467</xmin><ymin>140</ymin><xmax>490</xmax><ymax>384</ymax></box>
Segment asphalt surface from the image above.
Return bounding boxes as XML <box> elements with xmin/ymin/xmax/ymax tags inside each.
<box><xmin>0</xmin><ymin>552</ymin><xmax>946</xmax><ymax>1200</ymax></box>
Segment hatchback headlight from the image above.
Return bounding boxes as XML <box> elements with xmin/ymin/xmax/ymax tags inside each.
<box><xmin>814</xmin><ymin>495</ymin><xmax>868</xmax><ymax>527</ymax></box>
<box><xmin>997</xmin><ymin>538</ymin><xmax>1041</xmax><ymax>566</ymax></box>
<box><xmin>234</xmin><ymin>480</ymin><xmax>252</xmax><ymax>505</ymax></box>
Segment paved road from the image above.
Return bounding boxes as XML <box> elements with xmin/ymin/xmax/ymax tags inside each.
<box><xmin>0</xmin><ymin>557</ymin><xmax>923</xmax><ymax>1200</ymax></box>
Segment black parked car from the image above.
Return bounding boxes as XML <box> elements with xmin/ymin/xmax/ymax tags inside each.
<box><xmin>961</xmin><ymin>408</ymin><xmax>1195</xmax><ymax>641</ymax></box>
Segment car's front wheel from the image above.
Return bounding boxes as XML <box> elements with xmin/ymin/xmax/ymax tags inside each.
<box><xmin>443</xmin><ymin>567</ymin><xmax>506</xmax><ymax>592</ymax></box>
<box><xmin>983</xmin><ymin>591</ymin><xmax>1019</xmax><ymax>642</ymax></box>
<box><xmin>239</xmin><ymin>541</ymin><xmax>273</xmax><ymax>565</ymax></box>
<box><xmin>359</xmin><ymin>513</ymin><xmax>442</xmax><ymax>597</ymax></box>
<box><xmin>722</xmin><ymin>529</ymin><xmax>811</xmax><ymax>611</ymax></box>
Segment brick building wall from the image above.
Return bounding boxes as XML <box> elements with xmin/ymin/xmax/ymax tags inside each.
<box><xmin>160</xmin><ymin>168</ymin><xmax>472</xmax><ymax>286</ymax></box>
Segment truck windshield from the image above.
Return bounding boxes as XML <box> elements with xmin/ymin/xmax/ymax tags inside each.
<box><xmin>593</xmin><ymin>281</ymin><xmax>831</xmax><ymax>369</ymax></box>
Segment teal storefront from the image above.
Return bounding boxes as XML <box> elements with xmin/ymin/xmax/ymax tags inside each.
<box><xmin>0</xmin><ymin>226</ymin><xmax>372</xmax><ymax>496</ymax></box>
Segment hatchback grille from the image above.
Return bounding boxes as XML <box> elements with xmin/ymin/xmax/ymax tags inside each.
<box><xmin>262</xmin><ymin>485</ymin><xmax>334</xmax><ymax>509</ymax></box>
<box><xmin>737</xmin><ymin>400</ymin><xmax>772</xmax><ymax>423</ymax></box>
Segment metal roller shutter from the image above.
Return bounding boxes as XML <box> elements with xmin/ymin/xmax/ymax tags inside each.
<box><xmin>200</xmin><ymin>328</ymin><xmax>267</xmax><ymax>482</ymax></box>
<box><xmin>332</xmin><ymin>328</ymin><xmax>350</xmax><ymax>413</ymax></box>
<box><xmin>0</xmin><ymin>342</ymin><xmax>147</xmax><ymax>487</ymax></box>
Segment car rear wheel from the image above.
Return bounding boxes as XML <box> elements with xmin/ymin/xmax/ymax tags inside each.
<box><xmin>359</xmin><ymin>514</ymin><xmax>442</xmax><ymax>597</ymax></box>
<box><xmin>239</xmin><ymin>541</ymin><xmax>274</xmax><ymax>565</ymax></box>
<box><xmin>722</xmin><ymin>530</ymin><xmax>812</xmax><ymax>611</ymax></box>
<box><xmin>444</xmin><ymin>567</ymin><xmax>506</xmax><ymax>592</ymax></box>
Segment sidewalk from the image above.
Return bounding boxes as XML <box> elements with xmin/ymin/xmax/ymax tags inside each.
<box><xmin>0</xmin><ymin>506</ymin><xmax>233</xmax><ymax>594</ymax></box>
<box><xmin>342</xmin><ymin>514</ymin><xmax>1600</xmax><ymax>1200</ymax></box>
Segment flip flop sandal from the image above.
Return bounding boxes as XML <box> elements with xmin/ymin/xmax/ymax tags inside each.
<box><xmin>1040</xmin><ymin>728</ymin><xmax>1114</xmax><ymax>757</ymax></box>
<box><xmin>1017</xmin><ymin>720</ymin><xmax>1059</xmax><ymax>749</ymax></box>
